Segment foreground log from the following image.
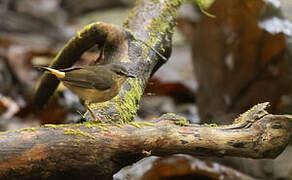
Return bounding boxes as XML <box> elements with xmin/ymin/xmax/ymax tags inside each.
<box><xmin>0</xmin><ymin>103</ymin><xmax>289</xmax><ymax>179</ymax></box>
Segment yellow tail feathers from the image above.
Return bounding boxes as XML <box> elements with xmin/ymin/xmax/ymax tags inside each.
<box><xmin>36</xmin><ymin>66</ymin><xmax>65</xmax><ymax>78</ymax></box>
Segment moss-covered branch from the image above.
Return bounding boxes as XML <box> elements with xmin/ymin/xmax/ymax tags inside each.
<box><xmin>0</xmin><ymin>103</ymin><xmax>290</xmax><ymax>179</ymax></box>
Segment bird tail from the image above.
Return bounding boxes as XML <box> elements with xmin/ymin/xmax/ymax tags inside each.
<box><xmin>34</xmin><ymin>66</ymin><xmax>65</xmax><ymax>78</ymax></box>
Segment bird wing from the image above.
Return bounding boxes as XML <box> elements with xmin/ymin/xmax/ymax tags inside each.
<box><xmin>60</xmin><ymin>68</ymin><xmax>113</xmax><ymax>90</ymax></box>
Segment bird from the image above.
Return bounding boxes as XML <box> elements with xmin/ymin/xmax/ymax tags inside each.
<box><xmin>35</xmin><ymin>64</ymin><xmax>135</xmax><ymax>121</ymax></box>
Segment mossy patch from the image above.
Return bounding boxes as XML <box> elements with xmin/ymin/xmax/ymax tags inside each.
<box><xmin>77</xmin><ymin>22</ymin><xmax>103</xmax><ymax>39</ymax></box>
<box><xmin>42</xmin><ymin>121</ymin><xmax>110</xmax><ymax>133</ymax></box>
<box><xmin>161</xmin><ymin>113</ymin><xmax>189</xmax><ymax>126</ymax></box>
<box><xmin>189</xmin><ymin>0</ymin><xmax>215</xmax><ymax>18</ymax></box>
<box><xmin>64</xmin><ymin>128</ymin><xmax>95</xmax><ymax>139</ymax></box>
<box><xmin>129</xmin><ymin>121</ymin><xmax>153</xmax><ymax>128</ymax></box>
<box><xmin>115</xmin><ymin>79</ymin><xmax>143</xmax><ymax>124</ymax></box>
<box><xmin>44</xmin><ymin>124</ymin><xmax>63</xmax><ymax>129</ymax></box>
<box><xmin>192</xmin><ymin>0</ymin><xmax>214</xmax><ymax>9</ymax></box>
<box><xmin>123</xmin><ymin>3</ymin><xmax>138</xmax><ymax>28</ymax></box>
<box><xmin>233</xmin><ymin>102</ymin><xmax>269</xmax><ymax>124</ymax></box>
<box><xmin>90</xmin><ymin>78</ymin><xmax>143</xmax><ymax>124</ymax></box>
<box><xmin>0</xmin><ymin>127</ymin><xmax>37</xmax><ymax>135</ymax></box>
<box><xmin>173</xmin><ymin>117</ymin><xmax>189</xmax><ymax>126</ymax></box>
<box><xmin>151</xmin><ymin>0</ymin><xmax>160</xmax><ymax>3</ymax></box>
<box><xmin>146</xmin><ymin>0</ymin><xmax>182</xmax><ymax>47</ymax></box>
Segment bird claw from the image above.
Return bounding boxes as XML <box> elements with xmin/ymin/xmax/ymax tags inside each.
<box><xmin>83</xmin><ymin>101</ymin><xmax>103</xmax><ymax>123</ymax></box>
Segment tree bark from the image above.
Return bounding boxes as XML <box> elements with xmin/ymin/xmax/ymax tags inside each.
<box><xmin>0</xmin><ymin>103</ymin><xmax>290</xmax><ymax>179</ymax></box>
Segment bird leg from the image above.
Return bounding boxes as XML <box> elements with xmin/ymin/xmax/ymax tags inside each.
<box><xmin>84</xmin><ymin>101</ymin><xmax>102</xmax><ymax>122</ymax></box>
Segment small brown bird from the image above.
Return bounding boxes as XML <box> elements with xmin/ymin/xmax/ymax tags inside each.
<box><xmin>36</xmin><ymin>64</ymin><xmax>135</xmax><ymax>121</ymax></box>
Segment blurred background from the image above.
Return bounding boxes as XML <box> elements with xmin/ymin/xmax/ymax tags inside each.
<box><xmin>0</xmin><ymin>0</ymin><xmax>291</xmax><ymax>179</ymax></box>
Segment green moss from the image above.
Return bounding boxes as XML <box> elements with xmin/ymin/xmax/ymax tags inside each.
<box><xmin>84</xmin><ymin>122</ymin><xmax>109</xmax><ymax>130</ymax></box>
<box><xmin>88</xmin><ymin>78</ymin><xmax>143</xmax><ymax>124</ymax></box>
<box><xmin>0</xmin><ymin>127</ymin><xmax>37</xmax><ymax>135</ymax></box>
<box><xmin>80</xmin><ymin>22</ymin><xmax>102</xmax><ymax>37</ymax></box>
<box><xmin>22</xmin><ymin>127</ymin><xmax>37</xmax><ymax>131</ymax></box>
<box><xmin>89</xmin><ymin>100</ymin><xmax>116</xmax><ymax>122</ymax></box>
<box><xmin>138</xmin><ymin>122</ymin><xmax>153</xmax><ymax>126</ymax></box>
<box><xmin>76</xmin><ymin>22</ymin><xmax>101</xmax><ymax>38</ymax></box>
<box><xmin>44</xmin><ymin>124</ymin><xmax>62</xmax><ymax>129</ymax></box>
<box><xmin>84</xmin><ymin>22</ymin><xmax>101</xmax><ymax>31</ymax></box>
<box><xmin>165</xmin><ymin>113</ymin><xmax>177</xmax><ymax>117</ymax></box>
<box><xmin>74</xmin><ymin>137</ymin><xmax>82</xmax><ymax>147</ymax></box>
<box><xmin>151</xmin><ymin>0</ymin><xmax>160</xmax><ymax>3</ymax></box>
<box><xmin>146</xmin><ymin>0</ymin><xmax>182</xmax><ymax>52</ymax></box>
<box><xmin>171</xmin><ymin>0</ymin><xmax>183</xmax><ymax>6</ymax></box>
<box><xmin>49</xmin><ymin>22</ymin><xmax>103</xmax><ymax>68</ymax></box>
<box><xmin>124</xmin><ymin>0</ymin><xmax>184</xmax><ymax>62</ymax></box>
<box><xmin>43</xmin><ymin>121</ymin><xmax>109</xmax><ymax>131</ymax></box>
<box><xmin>113</xmin><ymin>122</ymin><xmax>123</xmax><ymax>128</ymax></box>
<box><xmin>233</xmin><ymin>102</ymin><xmax>269</xmax><ymax>124</ymax></box>
<box><xmin>123</xmin><ymin>4</ymin><xmax>137</xmax><ymax>27</ymax></box>
<box><xmin>64</xmin><ymin>128</ymin><xmax>95</xmax><ymax>139</ymax></box>
<box><xmin>173</xmin><ymin>117</ymin><xmax>189</xmax><ymax>126</ymax></box>
<box><xmin>162</xmin><ymin>113</ymin><xmax>189</xmax><ymax>126</ymax></box>
<box><xmin>129</xmin><ymin>38</ymin><xmax>152</xmax><ymax>62</ymax></box>
<box><xmin>129</xmin><ymin>122</ymin><xmax>141</xmax><ymax>128</ymax></box>
<box><xmin>82</xmin><ymin>121</ymin><xmax>107</xmax><ymax>128</ymax></box>
<box><xmin>130</xmin><ymin>122</ymin><xmax>153</xmax><ymax>128</ymax></box>
<box><xmin>0</xmin><ymin>130</ymin><xmax>18</xmax><ymax>135</ymax></box>
<box><xmin>191</xmin><ymin>0</ymin><xmax>213</xmax><ymax>10</ymax></box>
<box><xmin>187</xmin><ymin>0</ymin><xmax>215</xmax><ymax>18</ymax></box>
<box><xmin>125</xmin><ymin>0</ymin><xmax>183</xmax><ymax>48</ymax></box>
<box><xmin>115</xmin><ymin>79</ymin><xmax>143</xmax><ymax>124</ymax></box>
<box><xmin>144</xmin><ymin>0</ymin><xmax>214</xmax><ymax>52</ymax></box>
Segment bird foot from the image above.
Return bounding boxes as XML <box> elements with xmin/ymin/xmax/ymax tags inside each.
<box><xmin>84</xmin><ymin>102</ymin><xmax>103</xmax><ymax>123</ymax></box>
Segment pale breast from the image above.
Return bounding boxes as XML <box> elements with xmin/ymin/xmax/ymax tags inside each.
<box><xmin>63</xmin><ymin>82</ymin><xmax>120</xmax><ymax>103</ymax></box>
